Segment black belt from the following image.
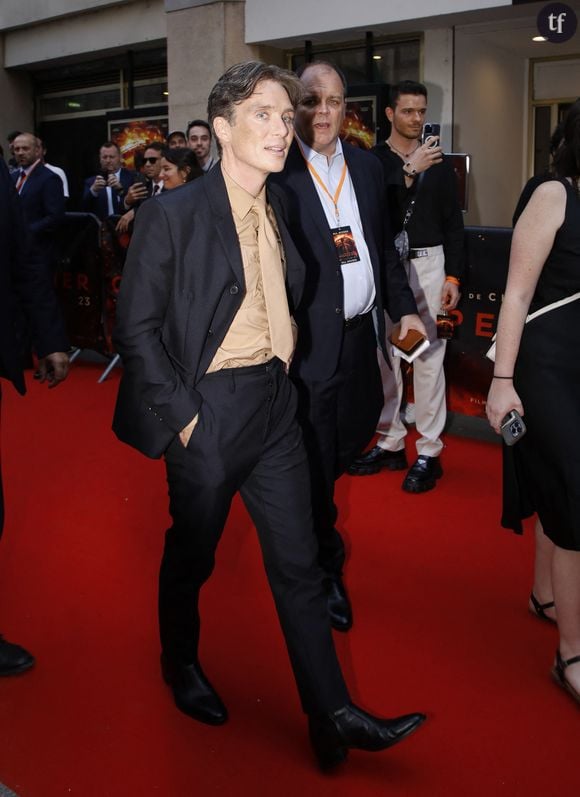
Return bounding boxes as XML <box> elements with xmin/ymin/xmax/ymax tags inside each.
<box><xmin>206</xmin><ymin>356</ymin><xmax>282</xmax><ymax>377</ymax></box>
<box><xmin>344</xmin><ymin>312</ymin><xmax>371</xmax><ymax>331</ymax></box>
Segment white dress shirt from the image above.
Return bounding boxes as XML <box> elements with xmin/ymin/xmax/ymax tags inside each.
<box><xmin>202</xmin><ymin>156</ymin><xmax>217</xmax><ymax>173</ymax></box>
<box><xmin>91</xmin><ymin>168</ymin><xmax>122</xmax><ymax>216</ymax></box>
<box><xmin>297</xmin><ymin>136</ymin><xmax>375</xmax><ymax>320</ymax></box>
<box><xmin>16</xmin><ymin>159</ymin><xmax>41</xmax><ymax>194</ymax></box>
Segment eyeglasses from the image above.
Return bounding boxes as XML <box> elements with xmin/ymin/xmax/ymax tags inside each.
<box><xmin>143</xmin><ymin>156</ymin><xmax>160</xmax><ymax>164</ymax></box>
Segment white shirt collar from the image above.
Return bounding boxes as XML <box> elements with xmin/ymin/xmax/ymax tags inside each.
<box><xmin>296</xmin><ymin>135</ymin><xmax>343</xmax><ymax>165</ymax></box>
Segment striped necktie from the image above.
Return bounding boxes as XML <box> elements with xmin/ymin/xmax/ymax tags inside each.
<box><xmin>15</xmin><ymin>170</ymin><xmax>27</xmax><ymax>192</ymax></box>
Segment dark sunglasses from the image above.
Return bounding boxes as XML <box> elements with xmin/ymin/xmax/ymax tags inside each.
<box><xmin>144</xmin><ymin>156</ymin><xmax>160</xmax><ymax>164</ymax></box>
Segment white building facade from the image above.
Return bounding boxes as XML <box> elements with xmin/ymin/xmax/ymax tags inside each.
<box><xmin>1</xmin><ymin>0</ymin><xmax>579</xmax><ymax>224</ymax></box>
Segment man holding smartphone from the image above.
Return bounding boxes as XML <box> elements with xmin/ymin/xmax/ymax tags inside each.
<box><xmin>117</xmin><ymin>142</ymin><xmax>166</xmax><ymax>233</ymax></box>
<box><xmin>82</xmin><ymin>142</ymin><xmax>135</xmax><ymax>220</ymax></box>
<box><xmin>348</xmin><ymin>80</ymin><xmax>465</xmax><ymax>493</ymax></box>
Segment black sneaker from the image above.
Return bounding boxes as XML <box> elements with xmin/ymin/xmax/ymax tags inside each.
<box><xmin>402</xmin><ymin>456</ymin><xmax>443</xmax><ymax>493</ymax></box>
<box><xmin>347</xmin><ymin>446</ymin><xmax>408</xmax><ymax>476</ymax></box>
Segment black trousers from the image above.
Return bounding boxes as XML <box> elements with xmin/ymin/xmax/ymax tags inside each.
<box><xmin>293</xmin><ymin>314</ymin><xmax>384</xmax><ymax>576</ymax></box>
<box><xmin>161</xmin><ymin>358</ymin><xmax>349</xmax><ymax>715</ymax></box>
<box><xmin>0</xmin><ymin>386</ymin><xmax>4</xmax><ymax>538</ymax></box>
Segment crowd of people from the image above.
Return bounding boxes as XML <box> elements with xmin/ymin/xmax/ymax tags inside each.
<box><xmin>1</xmin><ymin>119</ymin><xmax>216</xmax><ymax>247</ymax></box>
<box><xmin>1</xmin><ymin>58</ymin><xmax>579</xmax><ymax>775</ymax></box>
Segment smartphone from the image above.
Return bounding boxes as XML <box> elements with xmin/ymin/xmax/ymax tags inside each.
<box><xmin>422</xmin><ymin>123</ymin><xmax>441</xmax><ymax>147</ymax></box>
<box><xmin>500</xmin><ymin>409</ymin><xmax>527</xmax><ymax>446</ymax></box>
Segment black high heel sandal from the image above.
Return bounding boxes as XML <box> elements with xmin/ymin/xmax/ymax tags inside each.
<box><xmin>529</xmin><ymin>592</ymin><xmax>556</xmax><ymax>624</ymax></box>
<box><xmin>551</xmin><ymin>650</ymin><xmax>580</xmax><ymax>706</ymax></box>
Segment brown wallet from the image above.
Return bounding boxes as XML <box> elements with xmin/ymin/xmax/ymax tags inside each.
<box><xmin>389</xmin><ymin>324</ymin><xmax>427</xmax><ymax>355</ymax></box>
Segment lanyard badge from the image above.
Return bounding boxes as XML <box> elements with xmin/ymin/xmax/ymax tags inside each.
<box><xmin>298</xmin><ymin>142</ymin><xmax>361</xmax><ymax>265</ymax></box>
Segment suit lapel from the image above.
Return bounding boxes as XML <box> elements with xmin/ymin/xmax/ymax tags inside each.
<box><xmin>267</xmin><ymin>184</ymin><xmax>304</xmax><ymax>311</ymax></box>
<box><xmin>343</xmin><ymin>144</ymin><xmax>381</xmax><ymax>278</ymax></box>
<box><xmin>343</xmin><ymin>145</ymin><xmax>374</xmax><ymax>249</ymax></box>
<box><xmin>18</xmin><ymin>163</ymin><xmax>41</xmax><ymax>196</ymax></box>
<box><xmin>286</xmin><ymin>143</ymin><xmax>338</xmax><ymax>260</ymax></box>
<box><xmin>203</xmin><ymin>165</ymin><xmax>245</xmax><ymax>288</ymax></box>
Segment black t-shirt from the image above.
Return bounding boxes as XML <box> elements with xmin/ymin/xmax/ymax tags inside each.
<box><xmin>372</xmin><ymin>142</ymin><xmax>465</xmax><ymax>280</ymax></box>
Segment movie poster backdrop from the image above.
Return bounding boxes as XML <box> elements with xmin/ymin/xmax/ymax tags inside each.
<box><xmin>53</xmin><ymin>213</ymin><xmax>105</xmax><ymax>352</ymax></box>
<box><xmin>445</xmin><ymin>226</ymin><xmax>511</xmax><ymax>418</ymax></box>
<box><xmin>341</xmin><ymin>83</ymin><xmax>392</xmax><ymax>149</ymax></box>
<box><xmin>107</xmin><ymin>113</ymin><xmax>169</xmax><ymax>169</ymax></box>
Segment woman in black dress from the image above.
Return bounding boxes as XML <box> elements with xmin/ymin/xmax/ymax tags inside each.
<box><xmin>486</xmin><ymin>100</ymin><xmax>580</xmax><ymax>705</ymax></box>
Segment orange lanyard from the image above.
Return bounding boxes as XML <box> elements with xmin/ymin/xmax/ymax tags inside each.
<box><xmin>298</xmin><ymin>141</ymin><xmax>347</xmax><ymax>225</ymax></box>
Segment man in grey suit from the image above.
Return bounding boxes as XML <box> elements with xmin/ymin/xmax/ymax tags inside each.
<box><xmin>112</xmin><ymin>61</ymin><xmax>424</xmax><ymax>770</ymax></box>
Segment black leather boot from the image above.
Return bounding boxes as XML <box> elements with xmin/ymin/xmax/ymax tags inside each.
<box><xmin>308</xmin><ymin>703</ymin><xmax>426</xmax><ymax>770</ymax></box>
<box><xmin>161</xmin><ymin>654</ymin><xmax>228</xmax><ymax>725</ymax></box>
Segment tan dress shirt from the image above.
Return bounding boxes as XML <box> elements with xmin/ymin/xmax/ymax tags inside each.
<box><xmin>207</xmin><ymin>169</ymin><xmax>293</xmax><ymax>372</ymax></box>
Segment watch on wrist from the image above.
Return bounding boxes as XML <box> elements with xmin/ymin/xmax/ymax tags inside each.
<box><xmin>403</xmin><ymin>162</ymin><xmax>417</xmax><ymax>178</ymax></box>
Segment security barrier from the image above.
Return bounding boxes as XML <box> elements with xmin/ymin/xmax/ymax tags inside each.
<box><xmin>53</xmin><ymin>213</ymin><xmax>130</xmax><ymax>380</ymax></box>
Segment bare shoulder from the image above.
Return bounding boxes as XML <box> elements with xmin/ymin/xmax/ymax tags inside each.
<box><xmin>518</xmin><ymin>179</ymin><xmax>566</xmax><ymax>230</ymax></box>
<box><xmin>531</xmin><ymin>178</ymin><xmax>567</xmax><ymax>202</ymax></box>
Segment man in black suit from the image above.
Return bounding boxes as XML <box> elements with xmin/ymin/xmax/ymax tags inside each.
<box><xmin>0</xmin><ymin>156</ymin><xmax>69</xmax><ymax>676</ymax></box>
<box><xmin>112</xmin><ymin>61</ymin><xmax>424</xmax><ymax>770</ymax></box>
<box><xmin>271</xmin><ymin>62</ymin><xmax>425</xmax><ymax>632</ymax></box>
<box><xmin>81</xmin><ymin>141</ymin><xmax>135</xmax><ymax>220</ymax></box>
<box><xmin>12</xmin><ymin>133</ymin><xmax>65</xmax><ymax>276</ymax></box>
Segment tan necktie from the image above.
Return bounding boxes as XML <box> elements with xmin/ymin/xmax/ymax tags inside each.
<box><xmin>252</xmin><ymin>198</ymin><xmax>294</xmax><ymax>364</ymax></box>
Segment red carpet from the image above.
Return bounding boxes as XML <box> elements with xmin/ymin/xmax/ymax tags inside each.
<box><xmin>0</xmin><ymin>362</ymin><xmax>578</xmax><ymax>796</ymax></box>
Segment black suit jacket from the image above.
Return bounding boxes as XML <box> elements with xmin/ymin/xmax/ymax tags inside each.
<box><xmin>12</xmin><ymin>162</ymin><xmax>65</xmax><ymax>268</ymax></box>
<box><xmin>1</xmin><ymin>158</ymin><xmax>68</xmax><ymax>396</ymax></box>
<box><xmin>112</xmin><ymin>165</ymin><xmax>305</xmax><ymax>459</ymax></box>
<box><xmin>270</xmin><ymin>140</ymin><xmax>417</xmax><ymax>381</ymax></box>
<box><xmin>81</xmin><ymin>168</ymin><xmax>135</xmax><ymax>220</ymax></box>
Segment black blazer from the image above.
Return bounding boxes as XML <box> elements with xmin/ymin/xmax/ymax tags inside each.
<box><xmin>270</xmin><ymin>140</ymin><xmax>417</xmax><ymax>382</ymax></box>
<box><xmin>81</xmin><ymin>168</ymin><xmax>135</xmax><ymax>219</ymax></box>
<box><xmin>12</xmin><ymin>163</ymin><xmax>65</xmax><ymax>265</ymax></box>
<box><xmin>1</xmin><ymin>159</ymin><xmax>68</xmax><ymax>395</ymax></box>
<box><xmin>112</xmin><ymin>165</ymin><xmax>305</xmax><ymax>459</ymax></box>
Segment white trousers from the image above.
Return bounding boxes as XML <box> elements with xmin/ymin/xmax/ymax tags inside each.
<box><xmin>377</xmin><ymin>245</ymin><xmax>446</xmax><ymax>458</ymax></box>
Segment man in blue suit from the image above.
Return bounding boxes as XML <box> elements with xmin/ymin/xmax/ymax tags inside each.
<box><xmin>272</xmin><ymin>61</ymin><xmax>425</xmax><ymax>631</ymax></box>
<box><xmin>81</xmin><ymin>141</ymin><xmax>135</xmax><ymax>220</ymax></box>
<box><xmin>0</xmin><ymin>156</ymin><xmax>69</xmax><ymax>675</ymax></box>
<box><xmin>12</xmin><ymin>133</ymin><xmax>65</xmax><ymax>276</ymax></box>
